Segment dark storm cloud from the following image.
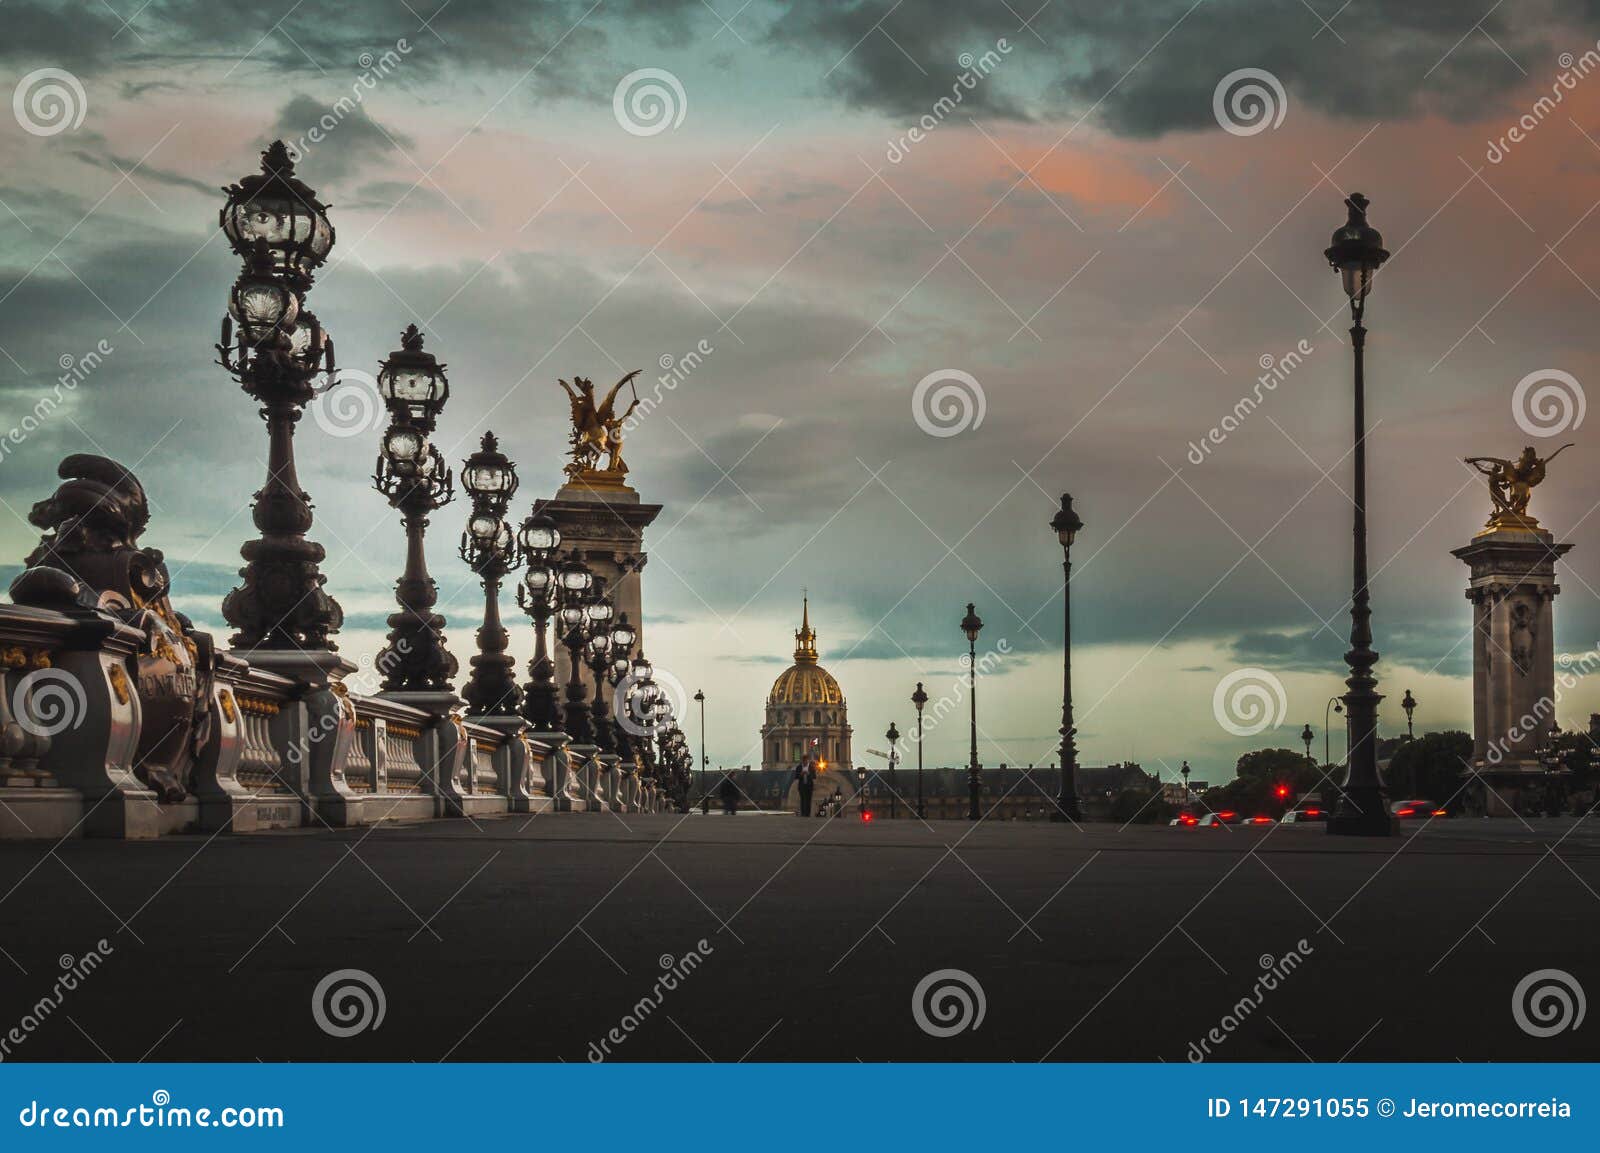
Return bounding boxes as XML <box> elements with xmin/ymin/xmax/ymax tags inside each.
<box><xmin>766</xmin><ymin>0</ymin><xmax>1582</xmax><ymax>136</ymax></box>
<box><xmin>267</xmin><ymin>94</ymin><xmax>415</xmax><ymax>182</ymax></box>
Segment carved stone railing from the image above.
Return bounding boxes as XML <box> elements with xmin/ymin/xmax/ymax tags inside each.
<box><xmin>348</xmin><ymin>694</ymin><xmax>436</xmax><ymax>823</ymax></box>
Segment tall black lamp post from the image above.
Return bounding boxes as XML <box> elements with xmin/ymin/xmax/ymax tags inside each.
<box><xmin>1301</xmin><ymin>723</ymin><xmax>1315</xmax><ymax>765</ymax></box>
<box><xmin>515</xmin><ymin>513</ymin><xmax>562</xmax><ymax>730</ymax></box>
<box><xmin>885</xmin><ymin>721</ymin><xmax>900</xmax><ymax>818</ymax></box>
<box><xmin>1180</xmin><ymin>760</ymin><xmax>1191</xmax><ymax>805</ymax></box>
<box><xmin>556</xmin><ymin>556</ymin><xmax>594</xmax><ymax>743</ymax></box>
<box><xmin>460</xmin><ymin>432</ymin><xmax>522</xmax><ymax>717</ymax></box>
<box><xmin>371</xmin><ymin>326</ymin><xmax>455</xmax><ymax>693</ymax></box>
<box><xmin>217</xmin><ymin>142</ymin><xmax>342</xmax><ymax>651</ymax></box>
<box><xmin>1401</xmin><ymin>689</ymin><xmax>1417</xmax><ymax>740</ymax></box>
<box><xmin>961</xmin><ymin>602</ymin><xmax>983</xmax><ymax>821</ymax></box>
<box><xmin>1051</xmin><ymin>493</ymin><xmax>1085</xmax><ymax>821</ymax></box>
<box><xmin>604</xmin><ymin>615</ymin><xmax>637</xmax><ymax>760</ymax></box>
<box><xmin>694</xmin><ymin>688</ymin><xmax>707</xmax><ymax>790</ymax></box>
<box><xmin>1324</xmin><ymin>192</ymin><xmax>1394</xmax><ymax>836</ymax></box>
<box><xmin>911</xmin><ymin>682</ymin><xmax>928</xmax><ymax>819</ymax></box>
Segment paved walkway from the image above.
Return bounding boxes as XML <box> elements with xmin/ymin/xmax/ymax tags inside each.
<box><xmin>0</xmin><ymin>813</ymin><xmax>1594</xmax><ymax>1061</ymax></box>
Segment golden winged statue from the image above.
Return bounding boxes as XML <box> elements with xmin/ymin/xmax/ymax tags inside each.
<box><xmin>557</xmin><ymin>370</ymin><xmax>642</xmax><ymax>482</ymax></box>
<box><xmin>1465</xmin><ymin>443</ymin><xmax>1573</xmax><ymax>531</ymax></box>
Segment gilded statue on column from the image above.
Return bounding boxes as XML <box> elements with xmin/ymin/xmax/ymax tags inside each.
<box><xmin>1465</xmin><ymin>443</ymin><xmax>1573</xmax><ymax>532</ymax></box>
<box><xmin>557</xmin><ymin>370</ymin><xmax>642</xmax><ymax>487</ymax></box>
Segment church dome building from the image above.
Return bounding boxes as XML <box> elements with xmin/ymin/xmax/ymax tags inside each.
<box><xmin>761</xmin><ymin>597</ymin><xmax>852</xmax><ymax>772</ymax></box>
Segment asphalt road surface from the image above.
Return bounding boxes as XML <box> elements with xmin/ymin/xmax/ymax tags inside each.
<box><xmin>0</xmin><ymin>811</ymin><xmax>1595</xmax><ymax>1062</ymax></box>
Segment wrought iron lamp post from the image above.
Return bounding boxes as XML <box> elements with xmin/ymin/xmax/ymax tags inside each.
<box><xmin>1051</xmin><ymin>493</ymin><xmax>1085</xmax><ymax>821</ymax></box>
<box><xmin>556</xmin><ymin>555</ymin><xmax>594</xmax><ymax>743</ymax></box>
<box><xmin>885</xmin><ymin>721</ymin><xmax>900</xmax><ymax>818</ymax></box>
<box><xmin>217</xmin><ymin>142</ymin><xmax>341</xmax><ymax>651</ymax></box>
<box><xmin>515</xmin><ymin>513</ymin><xmax>561</xmax><ymax>730</ymax></box>
<box><xmin>460</xmin><ymin>432</ymin><xmax>521</xmax><ymax>716</ymax></box>
<box><xmin>605</xmin><ymin>614</ymin><xmax>637</xmax><ymax>759</ymax></box>
<box><xmin>1325</xmin><ymin>696</ymin><xmax>1344</xmax><ymax>769</ymax></box>
<box><xmin>1401</xmin><ymin>689</ymin><xmax>1417</xmax><ymax>740</ymax></box>
<box><xmin>584</xmin><ymin>581</ymin><xmax>616</xmax><ymax>754</ymax></box>
<box><xmin>1301</xmin><ymin>723</ymin><xmax>1315</xmax><ymax>765</ymax></box>
<box><xmin>694</xmin><ymin>689</ymin><xmax>707</xmax><ymax>789</ymax></box>
<box><xmin>961</xmin><ymin>602</ymin><xmax>983</xmax><ymax>821</ymax></box>
<box><xmin>1324</xmin><ymin>192</ymin><xmax>1393</xmax><ymax>836</ymax></box>
<box><xmin>371</xmin><ymin>326</ymin><xmax>455</xmax><ymax>692</ymax></box>
<box><xmin>911</xmin><ymin>682</ymin><xmax>928</xmax><ymax>819</ymax></box>
<box><xmin>1180</xmin><ymin>760</ymin><xmax>1192</xmax><ymax>805</ymax></box>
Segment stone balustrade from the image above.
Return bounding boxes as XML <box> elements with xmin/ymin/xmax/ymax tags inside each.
<box><xmin>0</xmin><ymin>599</ymin><xmax>660</xmax><ymax>838</ymax></box>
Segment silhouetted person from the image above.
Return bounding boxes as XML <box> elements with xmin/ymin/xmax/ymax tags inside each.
<box><xmin>719</xmin><ymin>773</ymin><xmax>739</xmax><ymax>815</ymax></box>
<box><xmin>794</xmin><ymin>754</ymin><xmax>817</xmax><ymax>817</ymax></box>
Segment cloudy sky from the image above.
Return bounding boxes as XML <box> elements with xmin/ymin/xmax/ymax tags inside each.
<box><xmin>3</xmin><ymin>0</ymin><xmax>1600</xmax><ymax>784</ymax></box>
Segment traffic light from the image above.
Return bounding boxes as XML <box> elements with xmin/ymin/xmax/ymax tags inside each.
<box><xmin>1274</xmin><ymin>783</ymin><xmax>1290</xmax><ymax>802</ymax></box>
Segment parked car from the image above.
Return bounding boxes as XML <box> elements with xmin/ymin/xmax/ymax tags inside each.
<box><xmin>1391</xmin><ymin>799</ymin><xmax>1448</xmax><ymax>819</ymax></box>
<box><xmin>1280</xmin><ymin>805</ymin><xmax>1328</xmax><ymax>823</ymax></box>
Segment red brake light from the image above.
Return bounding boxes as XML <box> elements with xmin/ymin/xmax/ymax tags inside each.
<box><xmin>1305</xmin><ymin>809</ymin><xmax>1320</xmax><ymax>816</ymax></box>
<box><xmin>1431</xmin><ymin>809</ymin><xmax>1447</xmax><ymax>817</ymax></box>
<box><xmin>1219</xmin><ymin>810</ymin><xmax>1236</xmax><ymax>819</ymax></box>
<box><xmin>1397</xmin><ymin>807</ymin><xmax>1415</xmax><ymax>817</ymax></box>
<box><xmin>1251</xmin><ymin>815</ymin><xmax>1272</xmax><ymax>824</ymax></box>
<box><xmin>861</xmin><ymin>811</ymin><xmax>873</xmax><ymax>822</ymax></box>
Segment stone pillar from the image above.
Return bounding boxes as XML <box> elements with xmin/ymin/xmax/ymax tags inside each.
<box><xmin>533</xmin><ymin>483</ymin><xmax>661</xmax><ymax>718</ymax></box>
<box><xmin>1453</xmin><ymin>524</ymin><xmax>1572</xmax><ymax>816</ymax></box>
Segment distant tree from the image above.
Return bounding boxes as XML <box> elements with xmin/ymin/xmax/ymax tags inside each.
<box><xmin>1201</xmin><ymin>747</ymin><xmax>1321</xmax><ymax>815</ymax></box>
<box><xmin>1109</xmin><ymin>784</ymin><xmax>1174</xmax><ymax>824</ymax></box>
<box><xmin>1384</xmin><ymin>731</ymin><xmax>1471</xmax><ymax>802</ymax></box>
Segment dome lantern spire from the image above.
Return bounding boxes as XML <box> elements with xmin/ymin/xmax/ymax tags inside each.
<box><xmin>794</xmin><ymin>590</ymin><xmax>818</xmax><ymax>663</ymax></box>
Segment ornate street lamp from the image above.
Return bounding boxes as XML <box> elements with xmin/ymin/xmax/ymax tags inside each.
<box><xmin>460</xmin><ymin>432</ymin><xmax>522</xmax><ymax>717</ymax></box>
<box><xmin>1324</xmin><ymin>192</ymin><xmax>1393</xmax><ymax>836</ymax></box>
<box><xmin>1180</xmin><ymin>760</ymin><xmax>1192</xmax><ymax>805</ymax></box>
<box><xmin>584</xmin><ymin>579</ymin><xmax>616</xmax><ymax>754</ymax></box>
<box><xmin>1325</xmin><ymin>695</ymin><xmax>1345</xmax><ymax>769</ymax></box>
<box><xmin>216</xmin><ymin>141</ymin><xmax>342</xmax><ymax>652</ymax></box>
<box><xmin>1401</xmin><ymin>689</ymin><xmax>1417</xmax><ymax>740</ymax></box>
<box><xmin>911</xmin><ymin>681</ymin><xmax>928</xmax><ymax>819</ymax></box>
<box><xmin>961</xmin><ymin>602</ymin><xmax>983</xmax><ymax>821</ymax></box>
<box><xmin>1301</xmin><ymin>723</ymin><xmax>1315</xmax><ymax>765</ymax></box>
<box><xmin>371</xmin><ymin>328</ymin><xmax>454</xmax><ymax>692</ymax></box>
<box><xmin>1051</xmin><ymin>493</ymin><xmax>1085</xmax><ymax>822</ymax></box>
<box><xmin>605</xmin><ymin>613</ymin><xmax>637</xmax><ymax>758</ymax></box>
<box><xmin>556</xmin><ymin>555</ymin><xmax>594</xmax><ymax>743</ymax></box>
<box><xmin>515</xmin><ymin>513</ymin><xmax>561</xmax><ymax>731</ymax></box>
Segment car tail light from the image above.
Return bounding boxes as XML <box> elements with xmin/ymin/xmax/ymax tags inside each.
<box><xmin>1305</xmin><ymin>809</ymin><xmax>1320</xmax><ymax>816</ymax></box>
<box><xmin>1250</xmin><ymin>815</ymin><xmax>1272</xmax><ymax>824</ymax></box>
<box><xmin>1219</xmin><ymin>810</ymin><xmax>1236</xmax><ymax>819</ymax></box>
<box><xmin>1396</xmin><ymin>807</ymin><xmax>1415</xmax><ymax>817</ymax></box>
<box><xmin>1431</xmin><ymin>809</ymin><xmax>1447</xmax><ymax>817</ymax></box>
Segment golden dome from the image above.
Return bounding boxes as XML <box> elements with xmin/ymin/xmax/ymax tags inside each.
<box><xmin>767</xmin><ymin>595</ymin><xmax>846</xmax><ymax>705</ymax></box>
<box><xmin>769</xmin><ymin>662</ymin><xmax>845</xmax><ymax>706</ymax></box>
